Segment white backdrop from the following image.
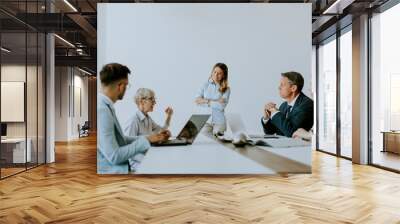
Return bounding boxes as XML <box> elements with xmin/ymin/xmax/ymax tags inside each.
<box><xmin>98</xmin><ymin>3</ymin><xmax>311</xmax><ymax>135</ymax></box>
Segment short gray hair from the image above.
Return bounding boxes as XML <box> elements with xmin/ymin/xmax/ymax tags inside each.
<box><xmin>134</xmin><ymin>88</ymin><xmax>155</xmax><ymax>105</ymax></box>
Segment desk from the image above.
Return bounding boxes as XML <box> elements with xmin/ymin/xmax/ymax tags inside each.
<box><xmin>382</xmin><ymin>131</ymin><xmax>400</xmax><ymax>154</ymax></box>
<box><xmin>1</xmin><ymin>138</ymin><xmax>32</xmax><ymax>165</ymax></box>
<box><xmin>136</xmin><ymin>131</ymin><xmax>311</xmax><ymax>174</ymax></box>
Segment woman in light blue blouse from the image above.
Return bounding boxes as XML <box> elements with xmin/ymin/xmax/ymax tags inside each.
<box><xmin>195</xmin><ymin>63</ymin><xmax>231</xmax><ymax>135</ymax></box>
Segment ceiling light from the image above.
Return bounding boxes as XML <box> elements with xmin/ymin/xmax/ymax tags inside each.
<box><xmin>322</xmin><ymin>0</ymin><xmax>355</xmax><ymax>15</ymax></box>
<box><xmin>1</xmin><ymin>47</ymin><xmax>11</xmax><ymax>53</ymax></box>
<box><xmin>54</xmin><ymin>34</ymin><xmax>75</xmax><ymax>48</ymax></box>
<box><xmin>78</xmin><ymin>67</ymin><xmax>93</xmax><ymax>76</ymax></box>
<box><xmin>63</xmin><ymin>0</ymin><xmax>78</xmax><ymax>12</ymax></box>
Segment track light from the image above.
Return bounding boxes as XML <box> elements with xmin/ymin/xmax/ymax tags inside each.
<box><xmin>1</xmin><ymin>47</ymin><xmax>11</xmax><ymax>53</ymax></box>
<box><xmin>78</xmin><ymin>67</ymin><xmax>93</xmax><ymax>76</ymax></box>
<box><xmin>63</xmin><ymin>0</ymin><xmax>78</xmax><ymax>12</ymax></box>
<box><xmin>54</xmin><ymin>34</ymin><xmax>75</xmax><ymax>48</ymax></box>
<box><xmin>322</xmin><ymin>0</ymin><xmax>354</xmax><ymax>15</ymax></box>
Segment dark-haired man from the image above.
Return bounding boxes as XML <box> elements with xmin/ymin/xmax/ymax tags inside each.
<box><xmin>261</xmin><ymin>71</ymin><xmax>313</xmax><ymax>137</ymax></box>
<box><xmin>97</xmin><ymin>63</ymin><xmax>170</xmax><ymax>174</ymax></box>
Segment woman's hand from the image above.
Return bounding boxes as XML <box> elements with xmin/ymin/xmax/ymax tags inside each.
<box><xmin>147</xmin><ymin>130</ymin><xmax>171</xmax><ymax>143</ymax></box>
<box><xmin>165</xmin><ymin>107</ymin><xmax>173</xmax><ymax>117</ymax></box>
<box><xmin>218</xmin><ymin>98</ymin><xmax>225</xmax><ymax>104</ymax></box>
<box><xmin>195</xmin><ymin>98</ymin><xmax>208</xmax><ymax>105</ymax></box>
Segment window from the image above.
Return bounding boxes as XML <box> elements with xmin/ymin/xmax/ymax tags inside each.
<box><xmin>0</xmin><ymin>1</ymin><xmax>47</xmax><ymax>179</ymax></box>
<box><xmin>317</xmin><ymin>35</ymin><xmax>337</xmax><ymax>155</ymax></box>
<box><xmin>370</xmin><ymin>3</ymin><xmax>400</xmax><ymax>171</ymax></box>
<box><xmin>339</xmin><ymin>27</ymin><xmax>352</xmax><ymax>158</ymax></box>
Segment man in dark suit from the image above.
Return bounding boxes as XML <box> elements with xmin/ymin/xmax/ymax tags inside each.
<box><xmin>261</xmin><ymin>71</ymin><xmax>313</xmax><ymax>137</ymax></box>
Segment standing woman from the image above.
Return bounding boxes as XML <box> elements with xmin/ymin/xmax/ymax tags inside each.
<box><xmin>195</xmin><ymin>63</ymin><xmax>231</xmax><ymax>135</ymax></box>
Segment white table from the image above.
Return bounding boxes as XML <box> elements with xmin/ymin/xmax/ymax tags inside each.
<box><xmin>1</xmin><ymin>138</ymin><xmax>32</xmax><ymax>163</ymax></box>
<box><xmin>136</xmin><ymin>133</ymin><xmax>311</xmax><ymax>174</ymax></box>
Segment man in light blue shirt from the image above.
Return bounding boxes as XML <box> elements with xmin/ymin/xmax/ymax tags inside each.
<box><xmin>97</xmin><ymin>63</ymin><xmax>170</xmax><ymax>174</ymax></box>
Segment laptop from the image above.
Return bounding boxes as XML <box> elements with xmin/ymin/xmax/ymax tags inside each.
<box><xmin>225</xmin><ymin>113</ymin><xmax>270</xmax><ymax>146</ymax></box>
<box><xmin>226</xmin><ymin>113</ymin><xmax>310</xmax><ymax>148</ymax></box>
<box><xmin>152</xmin><ymin>114</ymin><xmax>210</xmax><ymax>146</ymax></box>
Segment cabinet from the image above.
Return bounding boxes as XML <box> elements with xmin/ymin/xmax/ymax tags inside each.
<box><xmin>382</xmin><ymin>131</ymin><xmax>400</xmax><ymax>154</ymax></box>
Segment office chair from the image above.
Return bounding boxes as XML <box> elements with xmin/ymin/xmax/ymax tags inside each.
<box><xmin>78</xmin><ymin>121</ymin><xmax>90</xmax><ymax>138</ymax></box>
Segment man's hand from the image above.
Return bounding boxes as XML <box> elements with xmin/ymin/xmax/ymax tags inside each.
<box><xmin>146</xmin><ymin>130</ymin><xmax>171</xmax><ymax>143</ymax></box>
<box><xmin>292</xmin><ymin>128</ymin><xmax>311</xmax><ymax>141</ymax></box>
<box><xmin>263</xmin><ymin>104</ymin><xmax>271</xmax><ymax>120</ymax></box>
<box><xmin>266</xmin><ymin>102</ymin><xmax>278</xmax><ymax>113</ymax></box>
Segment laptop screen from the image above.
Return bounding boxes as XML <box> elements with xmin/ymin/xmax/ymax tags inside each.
<box><xmin>176</xmin><ymin>114</ymin><xmax>210</xmax><ymax>143</ymax></box>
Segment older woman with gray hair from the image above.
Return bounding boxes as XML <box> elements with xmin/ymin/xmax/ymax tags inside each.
<box><xmin>125</xmin><ymin>88</ymin><xmax>173</xmax><ymax>137</ymax></box>
<box><xmin>124</xmin><ymin>88</ymin><xmax>173</xmax><ymax>171</ymax></box>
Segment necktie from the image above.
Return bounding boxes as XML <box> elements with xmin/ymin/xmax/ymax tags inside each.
<box><xmin>286</xmin><ymin>105</ymin><xmax>292</xmax><ymax>118</ymax></box>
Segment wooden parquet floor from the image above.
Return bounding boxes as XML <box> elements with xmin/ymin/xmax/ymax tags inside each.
<box><xmin>0</xmin><ymin>135</ymin><xmax>400</xmax><ymax>224</ymax></box>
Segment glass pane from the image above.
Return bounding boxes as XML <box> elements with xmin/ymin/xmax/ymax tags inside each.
<box><xmin>0</xmin><ymin>1</ymin><xmax>46</xmax><ymax>178</ymax></box>
<box><xmin>311</xmin><ymin>46</ymin><xmax>317</xmax><ymax>149</ymax></box>
<box><xmin>38</xmin><ymin>33</ymin><xmax>45</xmax><ymax>165</ymax></box>
<box><xmin>1</xmin><ymin>31</ymin><xmax>27</xmax><ymax>178</ymax></box>
<box><xmin>318</xmin><ymin>36</ymin><xmax>337</xmax><ymax>154</ymax></box>
<box><xmin>371</xmin><ymin>4</ymin><xmax>400</xmax><ymax>171</ymax></box>
<box><xmin>340</xmin><ymin>29</ymin><xmax>352</xmax><ymax>158</ymax></box>
<box><xmin>27</xmin><ymin>31</ymin><xmax>38</xmax><ymax>169</ymax></box>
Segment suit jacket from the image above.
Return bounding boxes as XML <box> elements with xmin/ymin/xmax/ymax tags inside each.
<box><xmin>97</xmin><ymin>94</ymin><xmax>150</xmax><ymax>174</ymax></box>
<box><xmin>261</xmin><ymin>92</ymin><xmax>313</xmax><ymax>137</ymax></box>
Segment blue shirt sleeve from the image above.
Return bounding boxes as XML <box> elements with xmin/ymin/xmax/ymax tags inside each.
<box><xmin>209</xmin><ymin>87</ymin><xmax>230</xmax><ymax>111</ymax></box>
<box><xmin>98</xmin><ymin>105</ymin><xmax>150</xmax><ymax>165</ymax></box>
<box><xmin>195</xmin><ymin>82</ymin><xmax>208</xmax><ymax>99</ymax></box>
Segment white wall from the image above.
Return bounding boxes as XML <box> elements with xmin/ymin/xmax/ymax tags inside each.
<box><xmin>1</xmin><ymin>65</ymin><xmax>40</xmax><ymax>138</ymax></box>
<box><xmin>71</xmin><ymin>73</ymin><xmax>89</xmax><ymax>138</ymax></box>
<box><xmin>55</xmin><ymin>67</ymin><xmax>89</xmax><ymax>141</ymax></box>
<box><xmin>98</xmin><ymin>3</ymin><xmax>312</xmax><ymax>135</ymax></box>
<box><xmin>55</xmin><ymin>67</ymin><xmax>68</xmax><ymax>141</ymax></box>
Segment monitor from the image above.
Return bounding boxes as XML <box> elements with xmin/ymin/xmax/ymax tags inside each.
<box><xmin>1</xmin><ymin>123</ymin><xmax>7</xmax><ymax>137</ymax></box>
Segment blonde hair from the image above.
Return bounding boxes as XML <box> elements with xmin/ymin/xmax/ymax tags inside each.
<box><xmin>134</xmin><ymin>88</ymin><xmax>155</xmax><ymax>105</ymax></box>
